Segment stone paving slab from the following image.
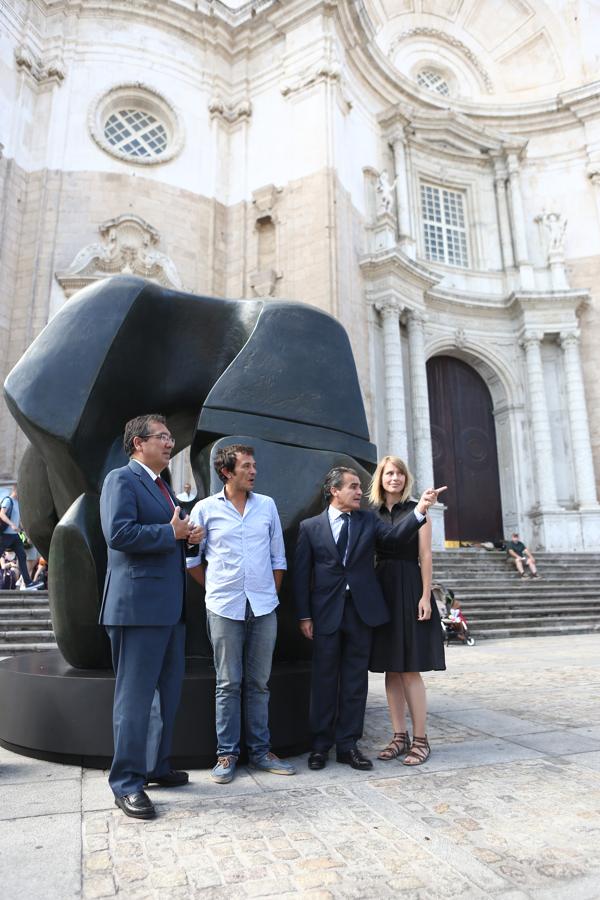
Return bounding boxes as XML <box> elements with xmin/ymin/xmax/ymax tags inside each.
<box><xmin>1</xmin><ymin>634</ymin><xmax>600</xmax><ymax>899</ymax></box>
<box><xmin>0</xmin><ymin>812</ymin><xmax>81</xmax><ymax>899</ymax></box>
<box><xmin>0</xmin><ymin>776</ymin><xmax>81</xmax><ymax>820</ymax></box>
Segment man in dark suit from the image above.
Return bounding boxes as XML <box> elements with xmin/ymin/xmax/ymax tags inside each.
<box><xmin>100</xmin><ymin>414</ymin><xmax>203</xmax><ymax>819</ymax></box>
<box><xmin>294</xmin><ymin>466</ymin><xmax>443</xmax><ymax>771</ymax></box>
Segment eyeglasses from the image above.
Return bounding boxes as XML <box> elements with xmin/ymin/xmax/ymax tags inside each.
<box><xmin>140</xmin><ymin>432</ymin><xmax>175</xmax><ymax>446</ymax></box>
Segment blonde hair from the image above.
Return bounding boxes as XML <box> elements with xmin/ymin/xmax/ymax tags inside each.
<box><xmin>368</xmin><ymin>455</ymin><xmax>414</xmax><ymax>507</ymax></box>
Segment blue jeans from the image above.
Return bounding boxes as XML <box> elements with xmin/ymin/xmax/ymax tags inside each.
<box><xmin>207</xmin><ymin>602</ymin><xmax>277</xmax><ymax>759</ymax></box>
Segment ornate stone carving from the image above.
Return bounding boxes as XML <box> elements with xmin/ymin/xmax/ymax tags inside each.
<box><xmin>249</xmin><ymin>269</ymin><xmax>280</xmax><ymax>298</ymax></box>
<box><xmin>388</xmin><ymin>28</ymin><xmax>494</xmax><ymax>94</ymax></box>
<box><xmin>280</xmin><ymin>45</ymin><xmax>352</xmax><ymax>113</ymax></box>
<box><xmin>56</xmin><ymin>215</ymin><xmax>182</xmax><ymax>297</ymax></box>
<box><xmin>454</xmin><ymin>327</ymin><xmax>467</xmax><ymax>349</ymax></box>
<box><xmin>520</xmin><ymin>331</ymin><xmax>544</xmax><ymax>349</ymax></box>
<box><xmin>559</xmin><ymin>329</ymin><xmax>580</xmax><ymax>349</ymax></box>
<box><xmin>14</xmin><ymin>45</ymin><xmax>65</xmax><ymax>87</ymax></box>
<box><xmin>252</xmin><ymin>184</ymin><xmax>281</xmax><ymax>223</ymax></box>
<box><xmin>208</xmin><ymin>96</ymin><xmax>252</xmax><ymax>124</ymax></box>
<box><xmin>374</xmin><ymin>298</ymin><xmax>402</xmax><ymax>319</ymax></box>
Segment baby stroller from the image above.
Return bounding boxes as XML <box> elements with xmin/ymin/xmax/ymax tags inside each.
<box><xmin>432</xmin><ymin>583</ymin><xmax>475</xmax><ymax>646</ymax></box>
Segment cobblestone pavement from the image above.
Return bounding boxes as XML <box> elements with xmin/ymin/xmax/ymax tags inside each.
<box><xmin>2</xmin><ymin>634</ymin><xmax>600</xmax><ymax>899</ymax></box>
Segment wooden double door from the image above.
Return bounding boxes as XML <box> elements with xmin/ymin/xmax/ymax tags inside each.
<box><xmin>426</xmin><ymin>355</ymin><xmax>503</xmax><ymax>542</ymax></box>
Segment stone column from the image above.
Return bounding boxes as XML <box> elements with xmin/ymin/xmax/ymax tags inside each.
<box><xmin>390</xmin><ymin>133</ymin><xmax>415</xmax><ymax>258</ymax></box>
<box><xmin>492</xmin><ymin>159</ymin><xmax>515</xmax><ymax>269</ymax></box>
<box><xmin>507</xmin><ymin>153</ymin><xmax>534</xmax><ymax>289</ymax></box>
<box><xmin>560</xmin><ymin>329</ymin><xmax>598</xmax><ymax>506</ymax></box>
<box><xmin>376</xmin><ymin>299</ymin><xmax>408</xmax><ymax>460</ymax></box>
<box><xmin>521</xmin><ymin>331</ymin><xmax>558</xmax><ymax>508</ymax></box>
<box><xmin>407</xmin><ymin>310</ymin><xmax>434</xmax><ymax>489</ymax></box>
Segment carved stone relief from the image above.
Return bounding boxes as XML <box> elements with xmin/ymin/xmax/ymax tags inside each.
<box><xmin>55</xmin><ymin>214</ymin><xmax>182</xmax><ymax>298</ymax></box>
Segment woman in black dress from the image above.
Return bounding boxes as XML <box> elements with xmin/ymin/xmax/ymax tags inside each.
<box><xmin>369</xmin><ymin>455</ymin><xmax>445</xmax><ymax>765</ymax></box>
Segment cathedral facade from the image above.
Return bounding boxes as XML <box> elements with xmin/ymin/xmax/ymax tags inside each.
<box><xmin>2</xmin><ymin>0</ymin><xmax>600</xmax><ymax>549</ymax></box>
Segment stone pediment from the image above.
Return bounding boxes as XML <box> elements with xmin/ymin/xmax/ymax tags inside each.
<box><xmin>56</xmin><ymin>215</ymin><xmax>182</xmax><ymax>298</ymax></box>
<box><xmin>380</xmin><ymin>105</ymin><xmax>526</xmax><ymax>160</ymax></box>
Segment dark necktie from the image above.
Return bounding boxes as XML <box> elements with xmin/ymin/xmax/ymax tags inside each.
<box><xmin>156</xmin><ymin>476</ymin><xmax>175</xmax><ymax>509</ymax></box>
<box><xmin>336</xmin><ymin>513</ymin><xmax>350</xmax><ymax>562</ymax></box>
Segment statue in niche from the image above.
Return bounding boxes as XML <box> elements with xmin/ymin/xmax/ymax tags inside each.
<box><xmin>375</xmin><ymin>170</ymin><xmax>396</xmax><ymax>218</ymax></box>
<box><xmin>536</xmin><ymin>211</ymin><xmax>567</xmax><ymax>256</ymax></box>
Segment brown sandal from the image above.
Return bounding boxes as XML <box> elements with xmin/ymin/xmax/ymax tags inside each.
<box><xmin>377</xmin><ymin>731</ymin><xmax>410</xmax><ymax>760</ymax></box>
<box><xmin>402</xmin><ymin>735</ymin><xmax>431</xmax><ymax>766</ymax></box>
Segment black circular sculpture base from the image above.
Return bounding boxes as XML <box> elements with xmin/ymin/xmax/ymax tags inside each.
<box><xmin>0</xmin><ymin>652</ymin><xmax>311</xmax><ymax>768</ymax></box>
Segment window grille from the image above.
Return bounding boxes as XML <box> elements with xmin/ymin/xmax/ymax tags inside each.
<box><xmin>421</xmin><ymin>184</ymin><xmax>468</xmax><ymax>267</ymax></box>
<box><xmin>416</xmin><ymin>69</ymin><xmax>450</xmax><ymax>97</ymax></box>
<box><xmin>104</xmin><ymin>109</ymin><xmax>168</xmax><ymax>159</ymax></box>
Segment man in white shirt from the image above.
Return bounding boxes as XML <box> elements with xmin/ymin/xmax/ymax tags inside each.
<box><xmin>188</xmin><ymin>443</ymin><xmax>296</xmax><ymax>784</ymax></box>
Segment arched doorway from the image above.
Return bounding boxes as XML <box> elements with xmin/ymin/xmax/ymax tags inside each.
<box><xmin>427</xmin><ymin>355</ymin><xmax>503</xmax><ymax>542</ymax></box>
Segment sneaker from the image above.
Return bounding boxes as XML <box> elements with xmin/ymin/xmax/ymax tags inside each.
<box><xmin>211</xmin><ymin>755</ymin><xmax>237</xmax><ymax>784</ymax></box>
<box><xmin>21</xmin><ymin>583</ymin><xmax>42</xmax><ymax>591</ymax></box>
<box><xmin>250</xmin><ymin>751</ymin><xmax>296</xmax><ymax>776</ymax></box>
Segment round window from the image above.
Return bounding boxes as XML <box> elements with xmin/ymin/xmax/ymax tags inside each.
<box><xmin>90</xmin><ymin>84</ymin><xmax>184</xmax><ymax>165</ymax></box>
<box><xmin>416</xmin><ymin>68</ymin><xmax>450</xmax><ymax>97</ymax></box>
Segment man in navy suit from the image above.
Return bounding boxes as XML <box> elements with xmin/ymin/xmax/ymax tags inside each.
<box><xmin>100</xmin><ymin>414</ymin><xmax>203</xmax><ymax>819</ymax></box>
<box><xmin>294</xmin><ymin>466</ymin><xmax>443</xmax><ymax>771</ymax></box>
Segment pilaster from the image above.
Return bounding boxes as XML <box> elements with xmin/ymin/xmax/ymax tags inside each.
<box><xmin>559</xmin><ymin>329</ymin><xmax>599</xmax><ymax>508</ymax></box>
<box><xmin>375</xmin><ymin>299</ymin><xmax>408</xmax><ymax>461</ymax></box>
<box><xmin>521</xmin><ymin>331</ymin><xmax>559</xmax><ymax>509</ymax></box>
<box><xmin>507</xmin><ymin>152</ymin><xmax>534</xmax><ymax>290</ymax></box>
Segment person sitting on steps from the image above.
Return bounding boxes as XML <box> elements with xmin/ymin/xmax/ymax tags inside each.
<box><xmin>506</xmin><ymin>532</ymin><xmax>539</xmax><ymax>579</ymax></box>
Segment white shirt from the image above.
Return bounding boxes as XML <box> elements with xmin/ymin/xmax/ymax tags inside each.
<box><xmin>132</xmin><ymin>460</ymin><xmax>161</xmax><ymax>480</ymax></box>
<box><xmin>328</xmin><ymin>506</ymin><xmax>352</xmax><ymax>564</ymax></box>
<box><xmin>187</xmin><ymin>489</ymin><xmax>286</xmax><ymax>620</ymax></box>
<box><xmin>177</xmin><ymin>490</ymin><xmax>197</xmax><ymax>503</ymax></box>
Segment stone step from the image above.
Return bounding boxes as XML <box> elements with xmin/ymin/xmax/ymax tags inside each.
<box><xmin>0</xmin><ymin>607</ymin><xmax>52</xmax><ymax>617</ymax></box>
<box><xmin>433</xmin><ymin>551</ymin><xmax>600</xmax><ymax>558</ymax></box>
<box><xmin>474</xmin><ymin>623</ymin><xmax>600</xmax><ymax>640</ymax></box>
<box><xmin>0</xmin><ymin>642</ymin><xmax>58</xmax><ymax>654</ymax></box>
<box><xmin>474</xmin><ymin>616</ymin><xmax>600</xmax><ymax>634</ymax></box>
<box><xmin>468</xmin><ymin>609</ymin><xmax>600</xmax><ymax>622</ymax></box>
<box><xmin>434</xmin><ymin>565</ymin><xmax>600</xmax><ymax>572</ymax></box>
<box><xmin>466</xmin><ymin>597</ymin><xmax>600</xmax><ymax>621</ymax></box>
<box><xmin>0</xmin><ymin>630</ymin><xmax>56</xmax><ymax>642</ymax></box>
<box><xmin>0</xmin><ymin>619</ymin><xmax>53</xmax><ymax>628</ymax></box>
<box><xmin>0</xmin><ymin>596</ymin><xmax>49</xmax><ymax>608</ymax></box>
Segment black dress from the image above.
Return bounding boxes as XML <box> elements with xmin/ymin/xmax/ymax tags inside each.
<box><xmin>370</xmin><ymin>500</ymin><xmax>446</xmax><ymax>673</ymax></box>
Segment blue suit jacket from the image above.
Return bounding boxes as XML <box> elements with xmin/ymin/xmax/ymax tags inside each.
<box><xmin>293</xmin><ymin>507</ymin><xmax>424</xmax><ymax>635</ymax></box>
<box><xmin>99</xmin><ymin>460</ymin><xmax>186</xmax><ymax>626</ymax></box>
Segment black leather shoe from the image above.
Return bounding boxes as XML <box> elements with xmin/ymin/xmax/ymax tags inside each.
<box><xmin>145</xmin><ymin>769</ymin><xmax>189</xmax><ymax>788</ymax></box>
<box><xmin>336</xmin><ymin>747</ymin><xmax>373</xmax><ymax>771</ymax></box>
<box><xmin>308</xmin><ymin>751</ymin><xmax>327</xmax><ymax>770</ymax></box>
<box><xmin>114</xmin><ymin>790</ymin><xmax>156</xmax><ymax>819</ymax></box>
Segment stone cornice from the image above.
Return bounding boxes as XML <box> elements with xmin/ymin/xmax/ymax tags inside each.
<box><xmin>508</xmin><ymin>289</ymin><xmax>590</xmax><ymax>315</ymax></box>
<box><xmin>360</xmin><ymin>247</ymin><xmax>440</xmax><ymax>294</ymax></box>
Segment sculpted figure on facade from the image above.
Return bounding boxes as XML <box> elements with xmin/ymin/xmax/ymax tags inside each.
<box><xmin>536</xmin><ymin>211</ymin><xmax>567</xmax><ymax>257</ymax></box>
<box><xmin>375</xmin><ymin>170</ymin><xmax>396</xmax><ymax>218</ymax></box>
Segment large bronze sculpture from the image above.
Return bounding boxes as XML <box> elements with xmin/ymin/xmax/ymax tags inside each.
<box><xmin>0</xmin><ymin>276</ymin><xmax>376</xmax><ymax>765</ymax></box>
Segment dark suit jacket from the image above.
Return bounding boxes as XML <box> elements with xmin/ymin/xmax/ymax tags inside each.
<box><xmin>99</xmin><ymin>460</ymin><xmax>186</xmax><ymax>626</ymax></box>
<box><xmin>293</xmin><ymin>507</ymin><xmax>424</xmax><ymax>635</ymax></box>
